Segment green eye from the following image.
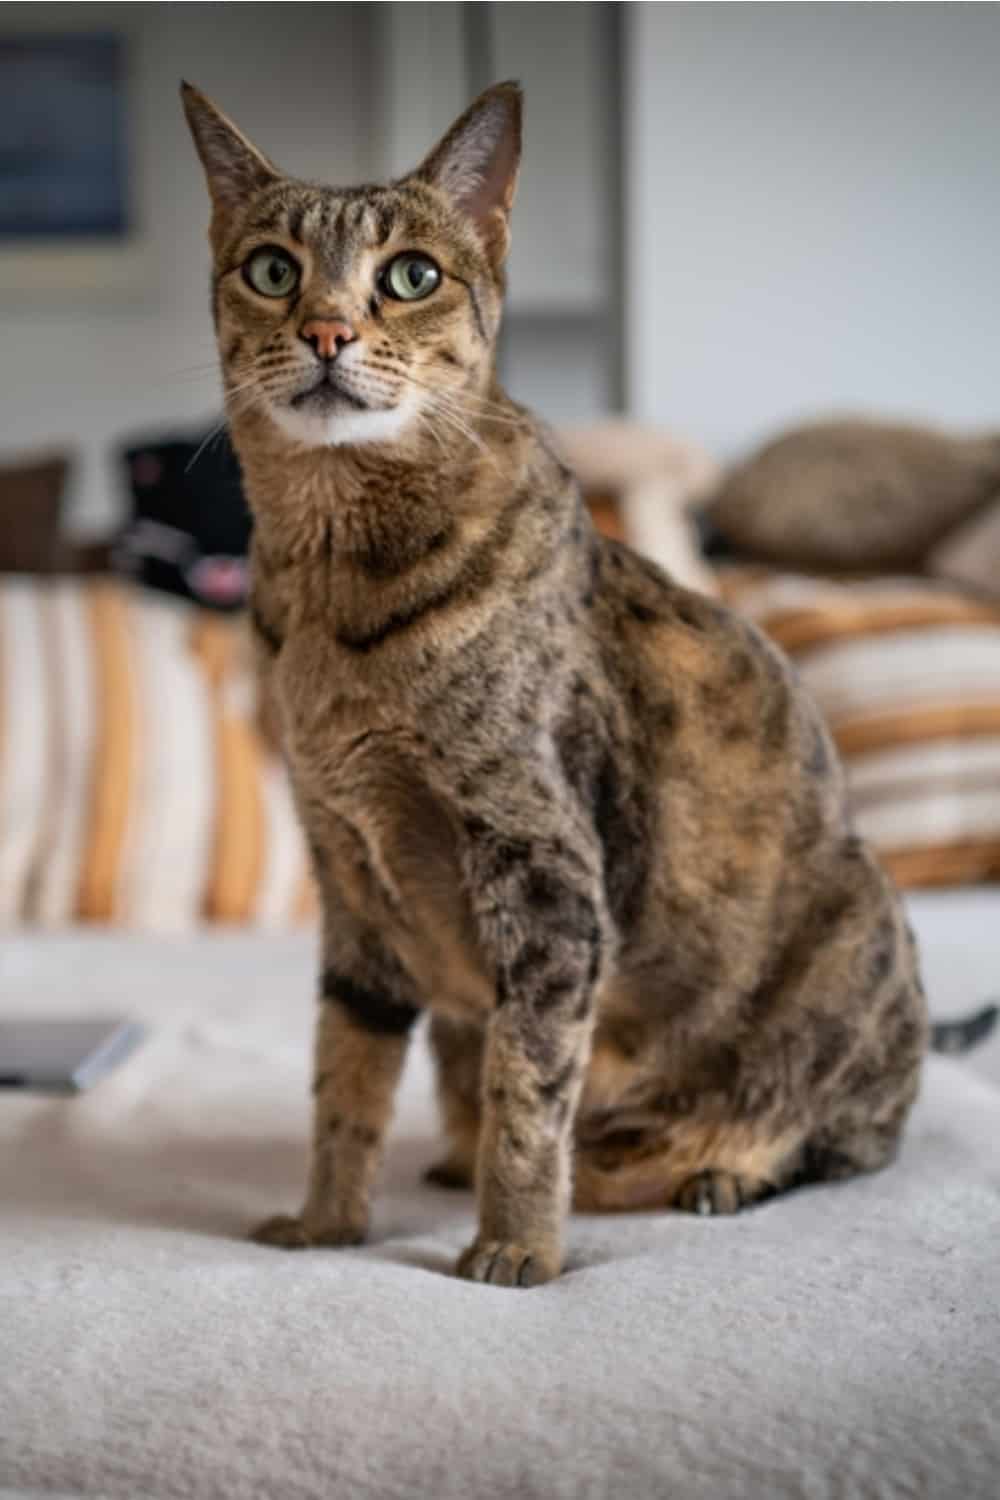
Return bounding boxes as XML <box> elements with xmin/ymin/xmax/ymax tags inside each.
<box><xmin>244</xmin><ymin>247</ymin><xmax>300</xmax><ymax>298</ymax></box>
<box><xmin>382</xmin><ymin>253</ymin><xmax>441</xmax><ymax>302</ymax></box>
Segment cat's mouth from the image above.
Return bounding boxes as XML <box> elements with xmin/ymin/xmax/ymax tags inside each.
<box><xmin>290</xmin><ymin>370</ymin><xmax>379</xmax><ymax>415</ymax></box>
<box><xmin>271</xmin><ymin>363</ymin><xmax>413</xmax><ymax>448</ymax></box>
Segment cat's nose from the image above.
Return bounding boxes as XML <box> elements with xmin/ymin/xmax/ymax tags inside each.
<box><xmin>300</xmin><ymin>318</ymin><xmax>356</xmax><ymax>361</ymax></box>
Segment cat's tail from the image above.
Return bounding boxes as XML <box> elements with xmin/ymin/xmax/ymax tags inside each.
<box><xmin>929</xmin><ymin>1003</ymin><xmax>998</xmax><ymax>1054</ymax></box>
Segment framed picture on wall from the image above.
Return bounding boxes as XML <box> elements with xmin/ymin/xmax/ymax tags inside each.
<box><xmin>0</xmin><ymin>34</ymin><xmax>127</xmax><ymax>239</ymax></box>
<box><xmin>0</xmin><ymin>26</ymin><xmax>147</xmax><ymax>295</ymax></box>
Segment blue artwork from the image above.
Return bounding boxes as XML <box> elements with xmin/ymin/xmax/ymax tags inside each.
<box><xmin>0</xmin><ymin>34</ymin><xmax>127</xmax><ymax>239</ymax></box>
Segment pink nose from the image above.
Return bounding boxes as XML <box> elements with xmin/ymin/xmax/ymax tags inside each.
<box><xmin>301</xmin><ymin>318</ymin><xmax>356</xmax><ymax>360</ymax></box>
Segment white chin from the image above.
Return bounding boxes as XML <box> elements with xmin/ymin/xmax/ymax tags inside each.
<box><xmin>268</xmin><ymin>396</ymin><xmax>416</xmax><ymax>450</ymax></box>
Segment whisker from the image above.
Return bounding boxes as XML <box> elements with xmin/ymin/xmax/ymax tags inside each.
<box><xmin>417</xmin><ymin>408</ymin><xmax>449</xmax><ymax>458</ymax></box>
<box><xmin>421</xmin><ymin>394</ymin><xmax>495</xmax><ymax>461</ymax></box>
<box><xmin>161</xmin><ymin>361</ymin><xmax>223</xmax><ymax>377</ymax></box>
<box><xmin>223</xmin><ymin>370</ymin><xmax>292</xmax><ymax>403</ymax></box>
<box><xmin>378</xmin><ymin>364</ymin><xmax>527</xmax><ymax>427</ymax></box>
<box><xmin>184</xmin><ymin>420</ymin><xmax>229</xmax><ymax>474</ymax></box>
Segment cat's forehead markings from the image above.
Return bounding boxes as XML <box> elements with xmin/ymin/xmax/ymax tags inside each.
<box><xmin>325</xmin><ymin>193</ymin><xmax>394</xmax><ymax>249</ymax></box>
<box><xmin>312</xmin><ymin>196</ymin><xmax>355</xmax><ymax>283</ymax></box>
<box><xmin>285</xmin><ymin>198</ymin><xmax>311</xmax><ymax>244</ymax></box>
<box><xmin>283</xmin><ymin>192</ymin><xmax>401</xmax><ymax>283</ymax></box>
<box><xmin>344</xmin><ymin>197</ymin><xmax>369</xmax><ymax>233</ymax></box>
<box><xmin>246</xmin><ymin>185</ymin><xmax>296</xmax><ymax>238</ymax></box>
<box><xmin>372</xmin><ymin>197</ymin><xmax>396</xmax><ymax>247</ymax></box>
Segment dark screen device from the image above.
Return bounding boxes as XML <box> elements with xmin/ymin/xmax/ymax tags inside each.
<box><xmin>0</xmin><ymin>1017</ymin><xmax>148</xmax><ymax>1092</ymax></box>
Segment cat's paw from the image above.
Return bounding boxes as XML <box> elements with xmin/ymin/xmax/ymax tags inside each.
<box><xmin>674</xmin><ymin>1169</ymin><xmax>757</xmax><ymax>1216</ymax></box>
<box><xmin>455</xmin><ymin>1239</ymin><xmax>560</xmax><ymax>1288</ymax></box>
<box><xmin>250</xmin><ymin>1213</ymin><xmax>367</xmax><ymax>1250</ymax></box>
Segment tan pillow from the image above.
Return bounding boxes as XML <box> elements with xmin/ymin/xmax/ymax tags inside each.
<box><xmin>706</xmin><ymin>419</ymin><xmax>1000</xmax><ymax>574</ymax></box>
<box><xmin>927</xmin><ymin>493</ymin><xmax>1000</xmax><ymax>600</ymax></box>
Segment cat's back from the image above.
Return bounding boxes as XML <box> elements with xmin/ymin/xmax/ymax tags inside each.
<box><xmin>594</xmin><ymin>537</ymin><xmax>821</xmax><ymax>783</ymax></box>
<box><xmin>589</xmin><ymin>539</ymin><xmax>850</xmax><ymax>952</ymax></box>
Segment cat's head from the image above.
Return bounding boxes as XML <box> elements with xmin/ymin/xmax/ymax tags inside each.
<box><xmin>181</xmin><ymin>81</ymin><xmax>521</xmax><ymax>452</ymax></box>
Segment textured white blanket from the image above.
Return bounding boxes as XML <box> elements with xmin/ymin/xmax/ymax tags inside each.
<box><xmin>1</xmin><ymin>893</ymin><xmax>998</xmax><ymax>1500</ymax></box>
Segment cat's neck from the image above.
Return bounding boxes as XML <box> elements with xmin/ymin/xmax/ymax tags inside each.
<box><xmin>233</xmin><ymin>397</ymin><xmax>528</xmax><ymax>576</ymax></box>
<box><xmin>231</xmin><ymin>394</ymin><xmax>557</xmax><ymax>661</ymax></box>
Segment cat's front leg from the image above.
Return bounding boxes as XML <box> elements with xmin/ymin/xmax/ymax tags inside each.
<box><xmin>253</xmin><ymin>952</ymin><xmax>418</xmax><ymax>1250</ymax></box>
<box><xmin>458</xmin><ymin>841</ymin><xmax>605</xmax><ymax>1287</ymax></box>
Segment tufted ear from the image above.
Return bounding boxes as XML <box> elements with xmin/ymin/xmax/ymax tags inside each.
<box><xmin>180</xmin><ymin>81</ymin><xmax>280</xmax><ymax>218</ymax></box>
<box><xmin>411</xmin><ymin>82</ymin><xmax>522</xmax><ymax>263</ymax></box>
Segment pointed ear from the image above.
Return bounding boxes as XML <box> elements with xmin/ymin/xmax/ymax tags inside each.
<box><xmin>180</xmin><ymin>82</ymin><xmax>280</xmax><ymax>217</ymax></box>
<box><xmin>412</xmin><ymin>82</ymin><xmax>522</xmax><ymax>263</ymax></box>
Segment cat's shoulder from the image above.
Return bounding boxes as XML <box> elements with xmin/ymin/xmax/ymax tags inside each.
<box><xmin>597</xmin><ymin>536</ymin><xmax>735</xmax><ymax>634</ymax></box>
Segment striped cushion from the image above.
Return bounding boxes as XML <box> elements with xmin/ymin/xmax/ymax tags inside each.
<box><xmin>0</xmin><ymin>576</ymin><xmax>315</xmax><ymax>931</ymax></box>
<box><xmin>7</xmin><ymin>569</ymin><xmax>997</xmax><ymax>926</ymax></box>
<box><xmin>720</xmin><ymin>567</ymin><xmax>1000</xmax><ymax>887</ymax></box>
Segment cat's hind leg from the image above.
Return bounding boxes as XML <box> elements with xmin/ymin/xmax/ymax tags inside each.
<box><xmin>672</xmin><ymin>1168</ymin><xmax>774</xmax><ymax>1216</ymax></box>
<box><xmin>424</xmin><ymin>1014</ymin><xmax>483</xmax><ymax>1191</ymax></box>
<box><xmin>574</xmin><ymin>1120</ymin><xmax>804</xmax><ymax>1215</ymax></box>
<box><xmin>793</xmin><ymin>1095</ymin><xmax>913</xmax><ymax>1187</ymax></box>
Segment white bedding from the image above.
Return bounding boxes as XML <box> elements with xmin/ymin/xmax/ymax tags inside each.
<box><xmin>1</xmin><ymin>891</ymin><xmax>998</xmax><ymax>1500</ymax></box>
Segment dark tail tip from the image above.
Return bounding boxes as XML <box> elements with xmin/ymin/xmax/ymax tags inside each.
<box><xmin>930</xmin><ymin>1003</ymin><xmax>999</xmax><ymax>1055</ymax></box>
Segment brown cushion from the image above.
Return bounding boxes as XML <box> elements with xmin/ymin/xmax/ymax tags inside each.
<box><xmin>0</xmin><ymin>453</ymin><xmax>71</xmax><ymax>572</ymax></box>
<box><xmin>57</xmin><ymin>538</ymin><xmax>115</xmax><ymax>574</ymax></box>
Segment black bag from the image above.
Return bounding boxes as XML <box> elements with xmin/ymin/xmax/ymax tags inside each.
<box><xmin>116</xmin><ymin>424</ymin><xmax>252</xmax><ymax>611</ymax></box>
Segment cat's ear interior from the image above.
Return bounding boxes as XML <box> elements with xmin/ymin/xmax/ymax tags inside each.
<box><xmin>180</xmin><ymin>82</ymin><xmax>280</xmax><ymax>217</ymax></box>
<box><xmin>411</xmin><ymin>82</ymin><xmax>522</xmax><ymax>262</ymax></box>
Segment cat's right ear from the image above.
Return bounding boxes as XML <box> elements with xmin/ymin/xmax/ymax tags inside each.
<box><xmin>180</xmin><ymin>82</ymin><xmax>279</xmax><ymax>218</ymax></box>
<box><xmin>411</xmin><ymin>82</ymin><xmax>522</xmax><ymax>266</ymax></box>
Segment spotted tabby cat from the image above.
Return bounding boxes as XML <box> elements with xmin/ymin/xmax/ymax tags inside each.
<box><xmin>183</xmin><ymin>81</ymin><xmax>931</xmax><ymax>1287</ymax></box>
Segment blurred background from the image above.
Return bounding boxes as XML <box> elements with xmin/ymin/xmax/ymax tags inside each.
<box><xmin>1</xmin><ymin>1</ymin><xmax>998</xmax><ymax>533</ymax></box>
<box><xmin>4</xmin><ymin>12</ymin><xmax>1000</xmax><ymax>1479</ymax></box>
<box><xmin>2</xmin><ymin>1</ymin><xmax>1000</xmax><ymax>932</ymax></box>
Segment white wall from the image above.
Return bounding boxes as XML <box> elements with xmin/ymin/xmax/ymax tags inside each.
<box><xmin>1</xmin><ymin>2</ymin><xmax>374</xmax><ymax>534</ymax></box>
<box><xmin>373</xmin><ymin>1</ymin><xmax>619</xmax><ymax>424</ymax></box>
<box><xmin>627</xmin><ymin>3</ymin><xmax>1000</xmax><ymax>460</ymax></box>
<box><xmin>490</xmin><ymin>2</ymin><xmax>621</xmax><ymax>422</ymax></box>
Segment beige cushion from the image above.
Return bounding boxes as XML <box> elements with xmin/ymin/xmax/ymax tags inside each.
<box><xmin>557</xmin><ymin>420</ymin><xmax>721</xmax><ymax>595</ymax></box>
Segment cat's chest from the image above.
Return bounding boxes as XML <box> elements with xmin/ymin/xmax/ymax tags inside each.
<box><xmin>275</xmin><ymin>632</ymin><xmax>425</xmax><ymax>826</ymax></box>
<box><xmin>277</xmin><ymin>645</ymin><xmax>491</xmax><ymax>1014</ymax></box>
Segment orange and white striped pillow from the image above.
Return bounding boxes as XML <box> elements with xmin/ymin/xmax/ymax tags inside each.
<box><xmin>0</xmin><ymin>576</ymin><xmax>315</xmax><ymax>931</ymax></box>
<box><xmin>7</xmin><ymin>569</ymin><xmax>997</xmax><ymax>927</ymax></box>
<box><xmin>720</xmin><ymin>567</ymin><xmax>1000</xmax><ymax>888</ymax></box>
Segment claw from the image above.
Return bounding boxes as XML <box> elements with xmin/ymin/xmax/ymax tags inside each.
<box><xmin>455</xmin><ymin>1239</ymin><xmax>559</xmax><ymax>1288</ymax></box>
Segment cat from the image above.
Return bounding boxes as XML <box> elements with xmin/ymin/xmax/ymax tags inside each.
<box><xmin>704</xmin><ymin>417</ymin><xmax>1000</xmax><ymax>573</ymax></box>
<box><xmin>182</xmin><ymin>80</ymin><xmax>930</xmax><ymax>1287</ymax></box>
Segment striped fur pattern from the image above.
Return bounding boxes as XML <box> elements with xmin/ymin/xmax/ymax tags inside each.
<box><xmin>0</xmin><ymin>577</ymin><xmax>314</xmax><ymax>930</ymax></box>
<box><xmin>183</xmin><ymin>83</ymin><xmax>928</xmax><ymax>1287</ymax></box>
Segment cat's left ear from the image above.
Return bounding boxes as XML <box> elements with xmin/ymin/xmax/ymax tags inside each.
<box><xmin>412</xmin><ymin>82</ymin><xmax>522</xmax><ymax>265</ymax></box>
<box><xmin>180</xmin><ymin>82</ymin><xmax>280</xmax><ymax>221</ymax></box>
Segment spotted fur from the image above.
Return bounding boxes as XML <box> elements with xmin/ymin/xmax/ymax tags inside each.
<box><xmin>183</xmin><ymin>81</ymin><xmax>928</xmax><ymax>1288</ymax></box>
